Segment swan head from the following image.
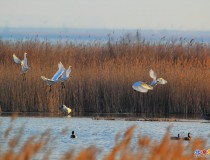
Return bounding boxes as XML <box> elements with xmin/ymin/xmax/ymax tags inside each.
<box><xmin>157</xmin><ymin>78</ymin><xmax>167</xmax><ymax>84</ymax></box>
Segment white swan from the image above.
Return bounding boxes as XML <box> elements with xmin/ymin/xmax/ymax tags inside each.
<box><xmin>61</xmin><ymin>104</ymin><xmax>72</xmax><ymax>115</ymax></box>
<box><xmin>58</xmin><ymin>62</ymin><xmax>72</xmax><ymax>89</ymax></box>
<box><xmin>41</xmin><ymin>62</ymin><xmax>64</xmax><ymax>92</ymax></box>
<box><xmin>132</xmin><ymin>69</ymin><xmax>167</xmax><ymax>93</ymax></box>
<box><xmin>13</xmin><ymin>52</ymin><xmax>29</xmax><ymax>80</ymax></box>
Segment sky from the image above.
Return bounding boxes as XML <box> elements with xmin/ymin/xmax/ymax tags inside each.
<box><xmin>0</xmin><ymin>0</ymin><xmax>210</xmax><ymax>31</ymax></box>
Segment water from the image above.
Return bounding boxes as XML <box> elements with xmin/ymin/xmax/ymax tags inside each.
<box><xmin>0</xmin><ymin>116</ymin><xmax>210</xmax><ymax>159</ymax></box>
<box><xmin>1</xmin><ymin>27</ymin><xmax>210</xmax><ymax>44</ymax></box>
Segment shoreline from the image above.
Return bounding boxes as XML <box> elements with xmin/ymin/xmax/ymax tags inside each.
<box><xmin>0</xmin><ymin>112</ymin><xmax>206</xmax><ymax>122</ymax></box>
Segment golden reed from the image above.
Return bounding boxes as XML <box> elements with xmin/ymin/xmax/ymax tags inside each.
<box><xmin>0</xmin><ymin>36</ymin><xmax>209</xmax><ymax>116</ymax></box>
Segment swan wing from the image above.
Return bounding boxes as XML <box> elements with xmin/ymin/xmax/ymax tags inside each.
<box><xmin>41</xmin><ymin>76</ymin><xmax>56</xmax><ymax>85</ymax></box>
<box><xmin>66</xmin><ymin>66</ymin><xmax>72</xmax><ymax>78</ymax></box>
<box><xmin>13</xmin><ymin>54</ymin><xmax>21</xmax><ymax>64</ymax></box>
<box><xmin>61</xmin><ymin>68</ymin><xmax>67</xmax><ymax>79</ymax></box>
<box><xmin>132</xmin><ymin>81</ymin><xmax>149</xmax><ymax>93</ymax></box>
<box><xmin>149</xmin><ymin>69</ymin><xmax>157</xmax><ymax>80</ymax></box>
<box><xmin>41</xmin><ymin>76</ymin><xmax>53</xmax><ymax>82</ymax></box>
<box><xmin>52</xmin><ymin>67</ymin><xmax>64</xmax><ymax>81</ymax></box>
<box><xmin>58</xmin><ymin>62</ymin><xmax>64</xmax><ymax>70</ymax></box>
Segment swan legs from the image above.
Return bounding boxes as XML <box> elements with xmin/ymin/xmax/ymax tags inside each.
<box><xmin>22</xmin><ymin>74</ymin><xmax>26</xmax><ymax>81</ymax></box>
<box><xmin>61</xmin><ymin>82</ymin><xmax>65</xmax><ymax>89</ymax></box>
<box><xmin>49</xmin><ymin>85</ymin><xmax>52</xmax><ymax>92</ymax></box>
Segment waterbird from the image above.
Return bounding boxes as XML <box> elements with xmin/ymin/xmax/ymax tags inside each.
<box><xmin>170</xmin><ymin>134</ymin><xmax>180</xmax><ymax>140</ymax></box>
<box><xmin>61</xmin><ymin>104</ymin><xmax>71</xmax><ymax>115</ymax></box>
<box><xmin>132</xmin><ymin>69</ymin><xmax>167</xmax><ymax>93</ymax></box>
<box><xmin>41</xmin><ymin>62</ymin><xmax>64</xmax><ymax>92</ymax></box>
<box><xmin>13</xmin><ymin>52</ymin><xmax>29</xmax><ymax>81</ymax></box>
<box><xmin>182</xmin><ymin>133</ymin><xmax>192</xmax><ymax>141</ymax></box>
<box><xmin>58</xmin><ymin>62</ymin><xmax>72</xmax><ymax>89</ymax></box>
<box><xmin>70</xmin><ymin>131</ymin><xmax>77</xmax><ymax>138</ymax></box>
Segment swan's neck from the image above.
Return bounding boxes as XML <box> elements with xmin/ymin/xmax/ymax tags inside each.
<box><xmin>150</xmin><ymin>80</ymin><xmax>158</xmax><ymax>87</ymax></box>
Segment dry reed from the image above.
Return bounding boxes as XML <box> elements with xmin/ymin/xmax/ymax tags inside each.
<box><xmin>0</xmin><ymin>35</ymin><xmax>209</xmax><ymax>116</ymax></box>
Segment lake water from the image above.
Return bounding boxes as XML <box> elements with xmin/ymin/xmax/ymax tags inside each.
<box><xmin>1</xmin><ymin>28</ymin><xmax>210</xmax><ymax>44</ymax></box>
<box><xmin>0</xmin><ymin>116</ymin><xmax>210</xmax><ymax>159</ymax></box>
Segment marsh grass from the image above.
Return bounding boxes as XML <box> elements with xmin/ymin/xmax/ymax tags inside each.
<box><xmin>0</xmin><ymin>35</ymin><xmax>209</xmax><ymax>116</ymax></box>
<box><xmin>0</xmin><ymin>116</ymin><xmax>207</xmax><ymax>160</ymax></box>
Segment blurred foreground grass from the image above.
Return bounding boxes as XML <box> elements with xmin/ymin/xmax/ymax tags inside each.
<box><xmin>0</xmin><ymin>115</ymin><xmax>207</xmax><ymax>160</ymax></box>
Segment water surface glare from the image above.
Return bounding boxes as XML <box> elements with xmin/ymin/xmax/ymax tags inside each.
<box><xmin>0</xmin><ymin>116</ymin><xmax>210</xmax><ymax>159</ymax></box>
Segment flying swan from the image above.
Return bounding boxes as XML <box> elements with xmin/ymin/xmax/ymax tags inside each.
<box><xmin>132</xmin><ymin>69</ymin><xmax>167</xmax><ymax>93</ymax></box>
<box><xmin>41</xmin><ymin>62</ymin><xmax>64</xmax><ymax>92</ymax></box>
<box><xmin>58</xmin><ymin>62</ymin><xmax>72</xmax><ymax>89</ymax></box>
<box><xmin>13</xmin><ymin>52</ymin><xmax>29</xmax><ymax>81</ymax></box>
<box><xmin>61</xmin><ymin>104</ymin><xmax>72</xmax><ymax>115</ymax></box>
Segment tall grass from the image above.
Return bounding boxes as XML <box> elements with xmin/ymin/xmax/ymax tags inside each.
<box><xmin>0</xmin><ymin>35</ymin><xmax>209</xmax><ymax>116</ymax></box>
<box><xmin>0</xmin><ymin>117</ymin><xmax>207</xmax><ymax>160</ymax></box>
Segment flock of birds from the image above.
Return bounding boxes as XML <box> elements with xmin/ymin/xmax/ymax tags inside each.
<box><xmin>13</xmin><ymin>52</ymin><xmax>72</xmax><ymax>115</ymax></box>
<box><xmin>12</xmin><ymin>52</ymin><xmax>193</xmax><ymax>140</ymax></box>
<box><xmin>12</xmin><ymin>52</ymin><xmax>169</xmax><ymax>114</ymax></box>
<box><xmin>13</xmin><ymin>52</ymin><xmax>168</xmax><ymax>94</ymax></box>
<box><xmin>13</xmin><ymin>53</ymin><xmax>72</xmax><ymax>91</ymax></box>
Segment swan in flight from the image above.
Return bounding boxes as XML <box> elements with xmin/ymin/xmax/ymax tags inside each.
<box><xmin>13</xmin><ymin>52</ymin><xmax>29</xmax><ymax>81</ymax></box>
<box><xmin>41</xmin><ymin>62</ymin><xmax>64</xmax><ymax>92</ymax></box>
<box><xmin>132</xmin><ymin>69</ymin><xmax>167</xmax><ymax>93</ymax></box>
<box><xmin>58</xmin><ymin>62</ymin><xmax>72</xmax><ymax>89</ymax></box>
<box><xmin>61</xmin><ymin>104</ymin><xmax>72</xmax><ymax>115</ymax></box>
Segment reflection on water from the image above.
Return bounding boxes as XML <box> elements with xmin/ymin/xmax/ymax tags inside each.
<box><xmin>0</xmin><ymin>112</ymin><xmax>204</xmax><ymax>119</ymax></box>
<box><xmin>0</xmin><ymin>115</ymin><xmax>210</xmax><ymax>159</ymax></box>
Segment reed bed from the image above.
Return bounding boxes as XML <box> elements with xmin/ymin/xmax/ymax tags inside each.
<box><xmin>0</xmin><ymin>35</ymin><xmax>209</xmax><ymax>116</ymax></box>
<box><xmin>0</xmin><ymin>117</ymin><xmax>207</xmax><ymax>160</ymax></box>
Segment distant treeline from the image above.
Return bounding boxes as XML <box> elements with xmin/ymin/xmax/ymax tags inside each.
<box><xmin>0</xmin><ymin>35</ymin><xmax>209</xmax><ymax>116</ymax></box>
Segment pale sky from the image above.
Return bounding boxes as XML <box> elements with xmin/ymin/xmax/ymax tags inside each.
<box><xmin>0</xmin><ymin>0</ymin><xmax>210</xmax><ymax>30</ymax></box>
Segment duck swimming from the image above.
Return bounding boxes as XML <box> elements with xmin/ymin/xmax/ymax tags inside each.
<box><xmin>171</xmin><ymin>133</ymin><xmax>192</xmax><ymax>141</ymax></box>
<box><xmin>132</xmin><ymin>69</ymin><xmax>167</xmax><ymax>93</ymax></box>
<box><xmin>70</xmin><ymin>131</ymin><xmax>77</xmax><ymax>138</ymax></box>
<box><xmin>170</xmin><ymin>134</ymin><xmax>180</xmax><ymax>140</ymax></box>
<box><xmin>182</xmin><ymin>133</ymin><xmax>192</xmax><ymax>141</ymax></box>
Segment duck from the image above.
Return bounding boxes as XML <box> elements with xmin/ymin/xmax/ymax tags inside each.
<box><xmin>61</xmin><ymin>104</ymin><xmax>71</xmax><ymax>115</ymax></box>
<box><xmin>41</xmin><ymin>62</ymin><xmax>64</xmax><ymax>92</ymax></box>
<box><xmin>170</xmin><ymin>134</ymin><xmax>180</xmax><ymax>140</ymax></box>
<box><xmin>58</xmin><ymin>62</ymin><xmax>72</xmax><ymax>89</ymax></box>
<box><xmin>132</xmin><ymin>69</ymin><xmax>167</xmax><ymax>93</ymax></box>
<box><xmin>70</xmin><ymin>131</ymin><xmax>77</xmax><ymax>138</ymax></box>
<box><xmin>13</xmin><ymin>52</ymin><xmax>29</xmax><ymax>81</ymax></box>
<box><xmin>182</xmin><ymin>133</ymin><xmax>192</xmax><ymax>141</ymax></box>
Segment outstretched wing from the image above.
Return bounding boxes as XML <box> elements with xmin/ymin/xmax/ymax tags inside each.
<box><xmin>66</xmin><ymin>66</ymin><xmax>72</xmax><ymax>78</ymax></box>
<box><xmin>149</xmin><ymin>69</ymin><xmax>157</xmax><ymax>80</ymax></box>
<box><xmin>41</xmin><ymin>76</ymin><xmax>52</xmax><ymax>81</ymax></box>
<box><xmin>13</xmin><ymin>54</ymin><xmax>21</xmax><ymax>64</ymax></box>
<box><xmin>58</xmin><ymin>62</ymin><xmax>64</xmax><ymax>70</ymax></box>
<box><xmin>52</xmin><ymin>66</ymin><xmax>64</xmax><ymax>81</ymax></box>
<box><xmin>41</xmin><ymin>76</ymin><xmax>55</xmax><ymax>85</ymax></box>
<box><xmin>132</xmin><ymin>81</ymin><xmax>149</xmax><ymax>93</ymax></box>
